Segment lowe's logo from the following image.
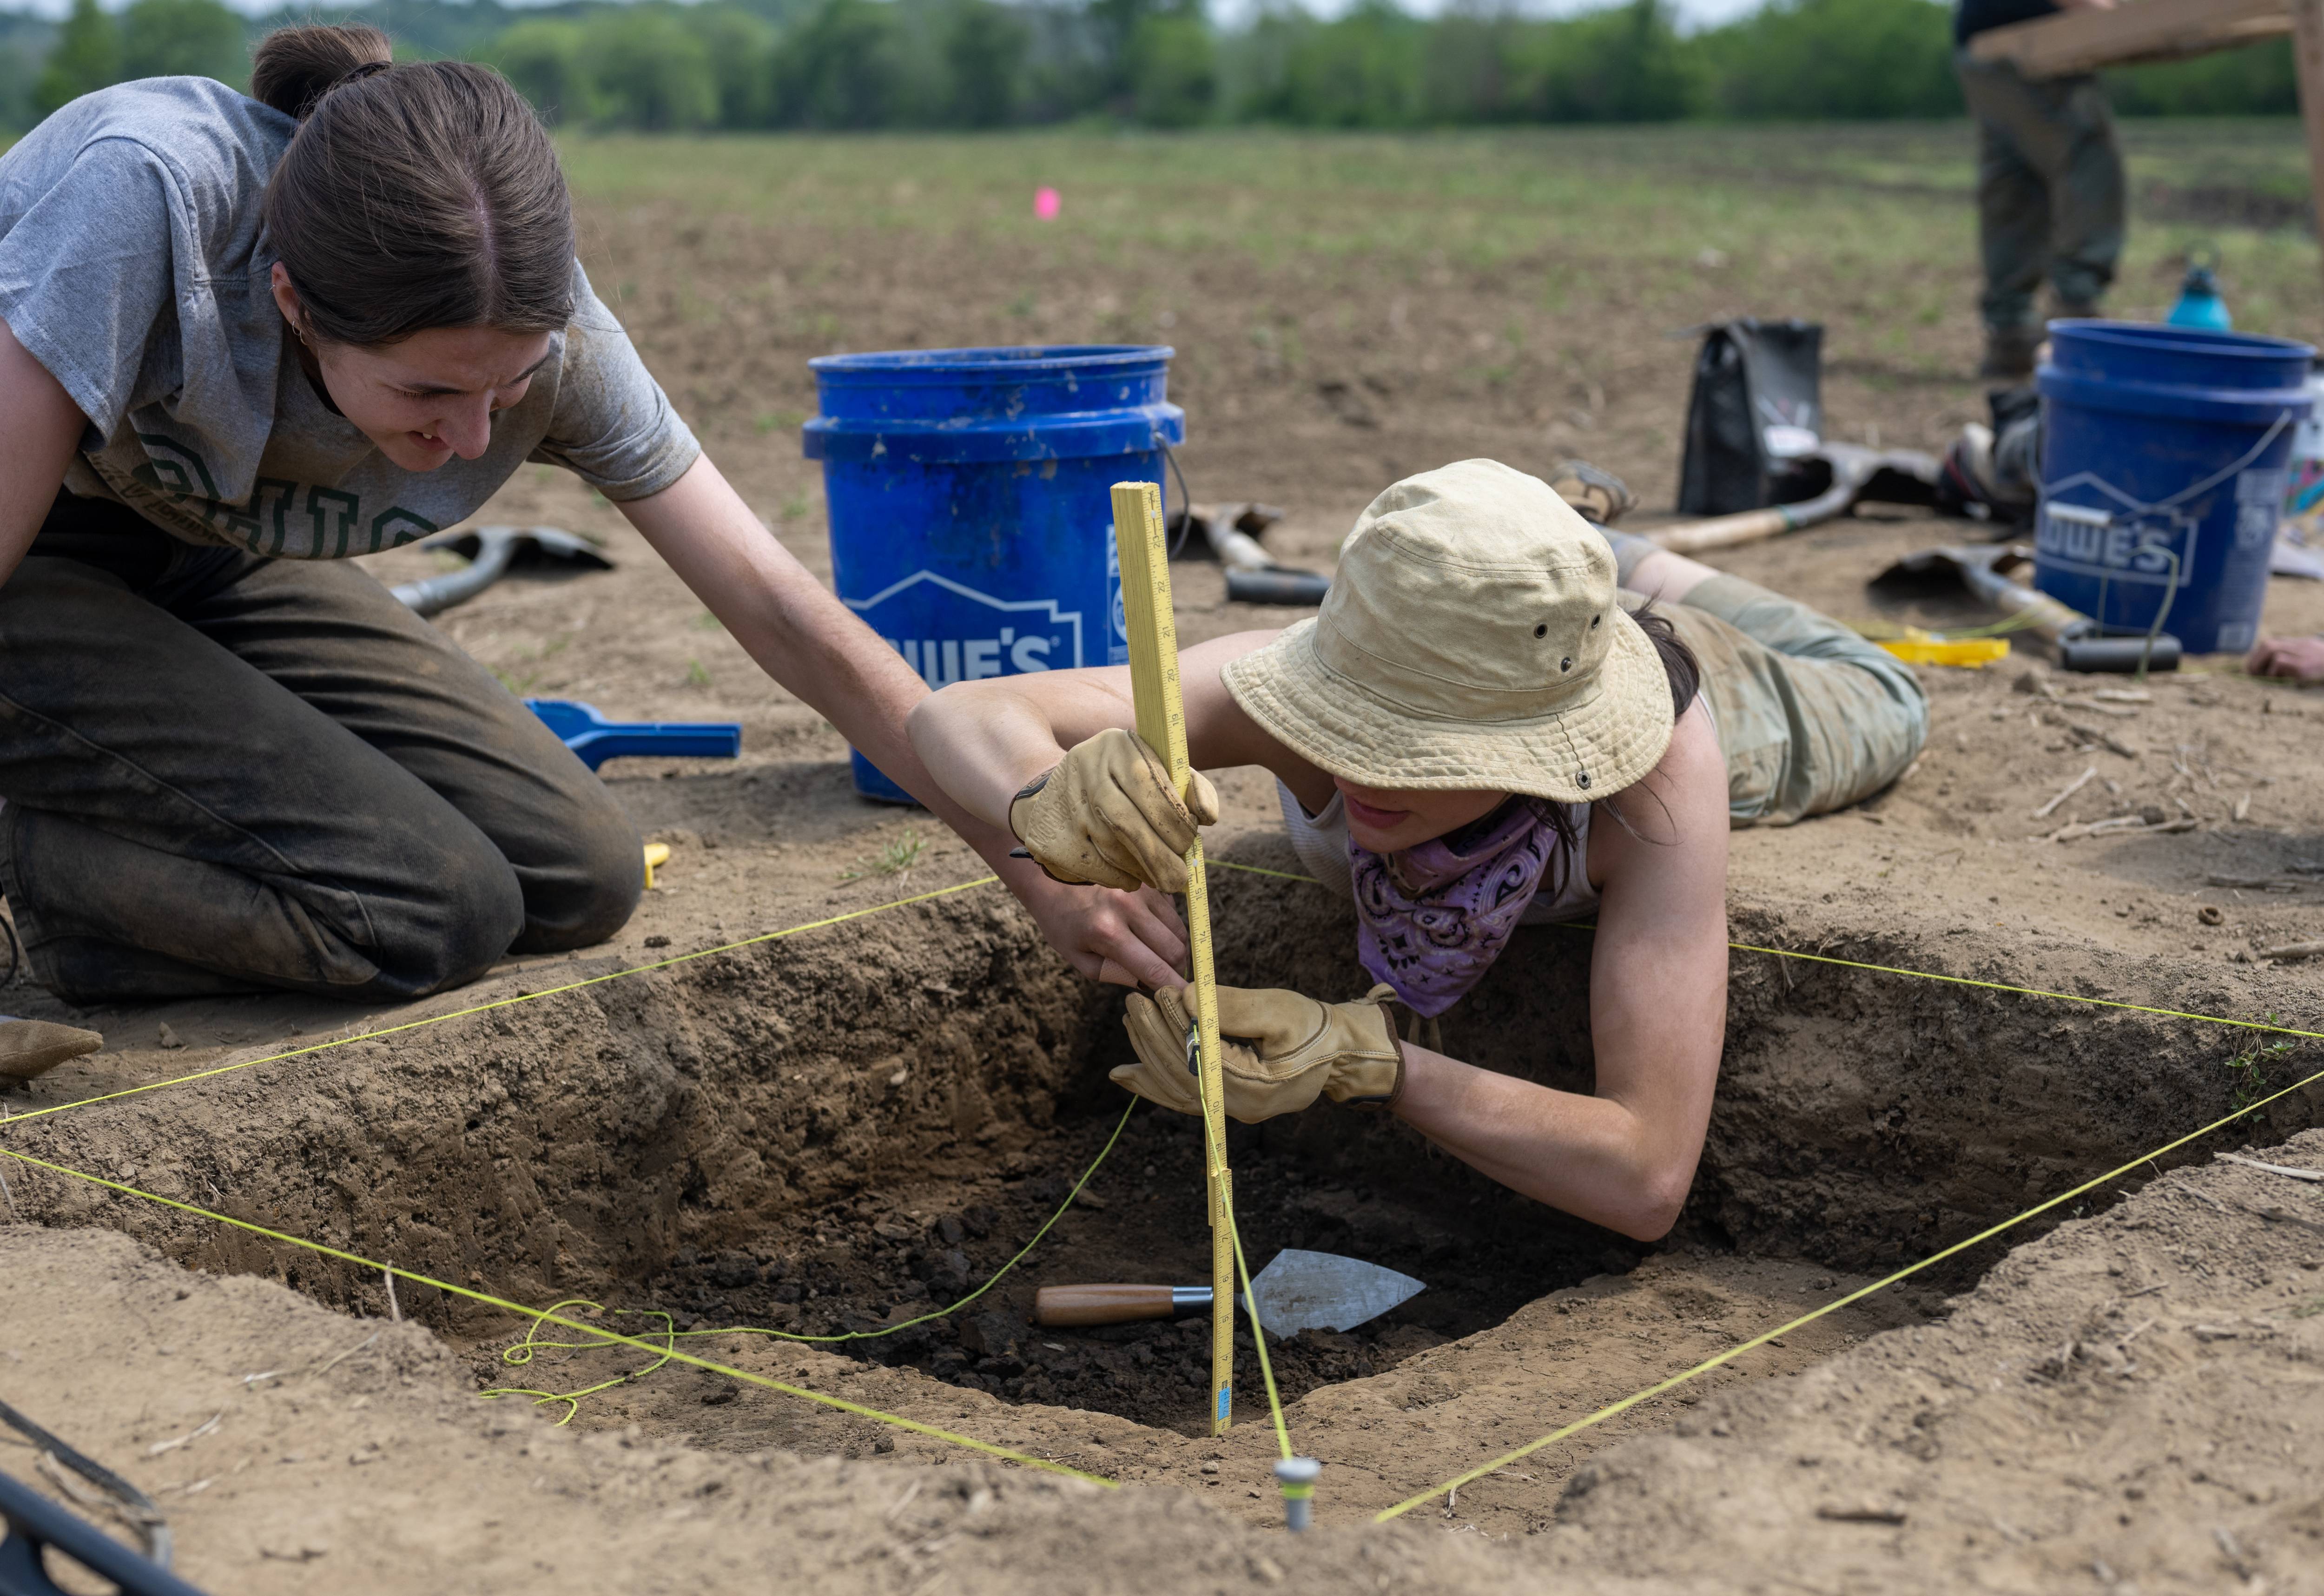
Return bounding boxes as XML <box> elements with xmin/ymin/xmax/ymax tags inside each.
<box><xmin>2037</xmin><ymin>499</ymin><xmax>2194</xmax><ymax>583</ymax></box>
<box><xmin>845</xmin><ymin>569</ymin><xmax>1085</xmax><ymax>688</ymax></box>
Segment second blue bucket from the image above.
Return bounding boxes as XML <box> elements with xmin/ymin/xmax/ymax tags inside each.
<box><xmin>2035</xmin><ymin>320</ymin><xmax>2315</xmax><ymax>655</ymax></box>
<box><xmin>804</xmin><ymin>345</ymin><xmax>1184</xmax><ymax>802</ymax></box>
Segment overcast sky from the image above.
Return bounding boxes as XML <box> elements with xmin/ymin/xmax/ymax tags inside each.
<box><xmin>20</xmin><ymin>0</ymin><xmax>1785</xmax><ymax>29</ymax></box>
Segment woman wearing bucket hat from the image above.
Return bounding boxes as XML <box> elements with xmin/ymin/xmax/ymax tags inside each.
<box><xmin>911</xmin><ymin>459</ymin><xmax>1925</xmax><ymax>1239</ymax></box>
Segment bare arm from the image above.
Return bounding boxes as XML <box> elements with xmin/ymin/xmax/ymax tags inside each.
<box><xmin>1389</xmin><ymin>704</ymin><xmax>1730</xmax><ymax>1240</ymax></box>
<box><xmin>621</xmin><ymin>455</ymin><xmax>1188</xmax><ymax>987</ymax></box>
<box><xmin>906</xmin><ymin>627</ymin><xmax>1319</xmax><ymax>829</ymax></box>
<box><xmin>0</xmin><ymin>318</ymin><xmax>89</xmax><ymax>587</ymax></box>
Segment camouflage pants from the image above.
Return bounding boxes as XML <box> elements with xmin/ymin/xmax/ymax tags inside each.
<box><xmin>1955</xmin><ymin>50</ymin><xmax>2126</xmax><ymax>335</ymax></box>
<box><xmin>1606</xmin><ymin>532</ymin><xmax>1928</xmax><ymax>827</ymax></box>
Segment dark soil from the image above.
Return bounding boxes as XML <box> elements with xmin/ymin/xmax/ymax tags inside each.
<box><xmin>585</xmin><ymin>1098</ymin><xmax>1628</xmax><ymax>1434</ymax></box>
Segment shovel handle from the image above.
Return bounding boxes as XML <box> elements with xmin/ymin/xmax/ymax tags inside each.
<box><xmin>1035</xmin><ymin>1284</ymin><xmax>1195</xmax><ymax>1326</ymax></box>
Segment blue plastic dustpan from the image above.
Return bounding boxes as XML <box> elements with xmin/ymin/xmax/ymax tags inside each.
<box><xmin>526</xmin><ymin>698</ymin><xmax>741</xmax><ymax>771</ymax></box>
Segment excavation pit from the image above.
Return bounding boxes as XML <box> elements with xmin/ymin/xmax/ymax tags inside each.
<box><xmin>7</xmin><ymin>827</ymin><xmax>2312</xmax><ymax>1465</ymax></box>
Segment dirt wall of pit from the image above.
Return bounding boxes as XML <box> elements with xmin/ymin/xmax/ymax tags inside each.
<box><xmin>2</xmin><ymin>890</ymin><xmax>1118</xmax><ymax>1331</ymax></box>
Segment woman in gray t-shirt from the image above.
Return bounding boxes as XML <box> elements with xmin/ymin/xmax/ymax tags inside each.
<box><xmin>0</xmin><ymin>25</ymin><xmax>1180</xmax><ymax>1016</ymax></box>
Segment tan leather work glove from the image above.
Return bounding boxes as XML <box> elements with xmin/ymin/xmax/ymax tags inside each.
<box><xmin>1008</xmin><ymin>727</ymin><xmax>1220</xmax><ymax>893</ymax></box>
<box><xmin>0</xmin><ymin>1017</ymin><xmax>101</xmax><ymax>1081</ymax></box>
<box><xmin>1115</xmin><ymin>983</ymin><xmax>1405</xmax><ymax>1124</ymax></box>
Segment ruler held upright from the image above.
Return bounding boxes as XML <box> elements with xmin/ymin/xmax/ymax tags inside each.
<box><xmin>1108</xmin><ymin>480</ymin><xmax>1235</xmax><ymax>1436</ymax></box>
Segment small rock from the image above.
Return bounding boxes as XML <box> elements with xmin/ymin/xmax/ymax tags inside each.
<box><xmin>709</xmin><ymin>1253</ymin><xmax>760</xmax><ymax>1289</ymax></box>
<box><xmin>644</xmin><ymin>935</ymin><xmax>671</xmax><ymax>949</ymax></box>
<box><xmin>259</xmin><ymin>1542</ymin><xmax>330</xmax><ymax>1562</ymax></box>
<box><xmin>1201</xmin><ymin>1461</ymin><xmax>1220</xmax><ymax>1475</ymax></box>
<box><xmin>1816</xmin><ymin>1501</ymin><xmax>1907</xmax><ymax>1525</ymax></box>
<box><xmin>957</xmin><ymin>1311</ymin><xmax>1019</xmax><ymax>1360</ymax></box>
<box><xmin>1072</xmin><ymin>1189</ymin><xmax>1109</xmax><ymax>1211</ymax></box>
<box><xmin>156</xmin><ymin>1023</ymin><xmax>185</xmax><ymax>1050</ymax></box>
<box><xmin>935</xmin><ymin>1214</ymin><xmax>966</xmax><ymax>1246</ymax></box>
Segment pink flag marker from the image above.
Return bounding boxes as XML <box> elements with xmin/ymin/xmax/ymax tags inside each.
<box><xmin>1033</xmin><ymin>186</ymin><xmax>1061</xmax><ymax>221</ymax></box>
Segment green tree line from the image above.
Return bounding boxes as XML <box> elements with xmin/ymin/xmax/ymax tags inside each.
<box><xmin>0</xmin><ymin>0</ymin><xmax>2297</xmax><ymax>135</ymax></box>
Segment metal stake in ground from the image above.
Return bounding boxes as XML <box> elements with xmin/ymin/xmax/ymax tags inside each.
<box><xmin>1110</xmin><ymin>479</ymin><xmax>1235</xmax><ymax>1436</ymax></box>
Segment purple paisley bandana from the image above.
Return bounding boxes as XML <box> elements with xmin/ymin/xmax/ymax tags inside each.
<box><xmin>1351</xmin><ymin>798</ymin><xmax>1563</xmax><ymax>1019</ymax></box>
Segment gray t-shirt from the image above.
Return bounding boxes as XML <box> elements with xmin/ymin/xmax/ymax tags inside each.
<box><xmin>0</xmin><ymin>76</ymin><xmax>699</xmax><ymax>558</ymax></box>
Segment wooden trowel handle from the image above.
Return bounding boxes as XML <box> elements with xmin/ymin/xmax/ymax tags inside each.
<box><xmin>1034</xmin><ymin>1284</ymin><xmax>1178</xmax><ymax>1326</ymax></box>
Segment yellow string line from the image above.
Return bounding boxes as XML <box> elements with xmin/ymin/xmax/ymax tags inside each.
<box><xmin>0</xmin><ymin>876</ymin><xmax>1003</xmax><ymax>1130</ymax></box>
<box><xmin>1211</xmin><ymin>858</ymin><xmax>2324</xmax><ymax>1047</ymax></box>
<box><xmin>1205</xmin><ymin>860</ymin><xmax>1324</xmax><ymax>885</ymax></box>
<box><xmin>664</xmin><ymin>1098</ymin><xmax>1137</xmax><ymax>1350</ymax></box>
<box><xmin>1224</xmin><ymin>1187</ymin><xmax>1294</xmax><ymax>1461</ymax></box>
<box><xmin>1373</xmin><ymin>1048</ymin><xmax>2324</xmax><ymax>1521</ymax></box>
<box><xmin>482</xmin><ymin>1299</ymin><xmax>679</xmax><ymax>1423</ymax></box>
<box><xmin>467</xmin><ymin>1101</ymin><xmax>1140</xmax><ymax>1429</ymax></box>
<box><xmin>0</xmin><ymin>1142</ymin><xmax>1115</xmax><ymax>1489</ymax></box>
<box><xmin>1195</xmin><ymin>1071</ymin><xmax>1295</xmax><ymax>1461</ymax></box>
<box><xmin>1718</xmin><ymin>937</ymin><xmax>2324</xmax><ymax>1042</ymax></box>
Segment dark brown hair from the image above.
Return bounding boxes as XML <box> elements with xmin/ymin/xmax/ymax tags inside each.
<box><xmin>1628</xmin><ymin>603</ymin><xmax>1702</xmax><ymax>723</ymax></box>
<box><xmin>253</xmin><ymin>24</ymin><xmax>574</xmax><ymax>347</ymax></box>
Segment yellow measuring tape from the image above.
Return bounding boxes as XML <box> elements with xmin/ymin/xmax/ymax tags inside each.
<box><xmin>1110</xmin><ymin>479</ymin><xmax>1236</xmax><ymax>1438</ymax></box>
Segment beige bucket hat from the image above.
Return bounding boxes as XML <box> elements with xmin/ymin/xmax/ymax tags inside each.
<box><xmin>1221</xmin><ymin>458</ymin><xmax>1674</xmax><ymax>805</ymax></box>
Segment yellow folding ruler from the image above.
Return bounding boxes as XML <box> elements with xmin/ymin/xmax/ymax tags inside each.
<box><xmin>1108</xmin><ymin>480</ymin><xmax>1235</xmax><ymax>1435</ymax></box>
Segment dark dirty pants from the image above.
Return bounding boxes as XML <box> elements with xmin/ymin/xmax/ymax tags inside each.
<box><xmin>1955</xmin><ymin>49</ymin><xmax>2126</xmax><ymax>336</ymax></box>
<box><xmin>0</xmin><ymin>495</ymin><xmax>643</xmax><ymax>1006</ymax></box>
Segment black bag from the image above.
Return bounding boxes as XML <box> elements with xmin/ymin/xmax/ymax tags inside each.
<box><xmin>1677</xmin><ymin>319</ymin><xmax>1825</xmax><ymax>515</ymax></box>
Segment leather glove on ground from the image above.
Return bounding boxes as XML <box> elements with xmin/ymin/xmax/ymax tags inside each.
<box><xmin>1115</xmin><ymin>983</ymin><xmax>1405</xmax><ymax>1124</ymax></box>
<box><xmin>0</xmin><ymin>1017</ymin><xmax>101</xmax><ymax>1081</ymax></box>
<box><xmin>1008</xmin><ymin>727</ymin><xmax>1220</xmax><ymax>893</ymax></box>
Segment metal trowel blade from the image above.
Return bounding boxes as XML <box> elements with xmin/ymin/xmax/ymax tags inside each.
<box><xmin>1245</xmin><ymin>1248</ymin><xmax>1424</xmax><ymax>1336</ymax></box>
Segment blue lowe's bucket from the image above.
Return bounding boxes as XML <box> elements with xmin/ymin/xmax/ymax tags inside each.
<box><xmin>804</xmin><ymin>345</ymin><xmax>1184</xmax><ymax>802</ymax></box>
<box><xmin>2035</xmin><ymin>321</ymin><xmax>2314</xmax><ymax>655</ymax></box>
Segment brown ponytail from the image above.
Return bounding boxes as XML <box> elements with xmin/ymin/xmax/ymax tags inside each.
<box><xmin>253</xmin><ymin>24</ymin><xmax>575</xmax><ymax>348</ymax></box>
<box><xmin>250</xmin><ymin>20</ymin><xmax>391</xmax><ymax>119</ymax></box>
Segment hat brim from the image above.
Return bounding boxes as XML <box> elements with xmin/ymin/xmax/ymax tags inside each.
<box><xmin>1221</xmin><ymin>607</ymin><xmax>1675</xmax><ymax>805</ymax></box>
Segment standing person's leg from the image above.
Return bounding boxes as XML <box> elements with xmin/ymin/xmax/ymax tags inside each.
<box><xmin>2040</xmin><ymin>74</ymin><xmax>2125</xmax><ymax>317</ymax></box>
<box><xmin>1956</xmin><ymin>52</ymin><xmax>2055</xmax><ymax>378</ymax></box>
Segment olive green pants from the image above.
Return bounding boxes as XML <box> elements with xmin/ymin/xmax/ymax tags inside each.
<box><xmin>1955</xmin><ymin>50</ymin><xmax>2125</xmax><ymax>336</ymax></box>
<box><xmin>1606</xmin><ymin>533</ymin><xmax>1928</xmax><ymax>826</ymax></box>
